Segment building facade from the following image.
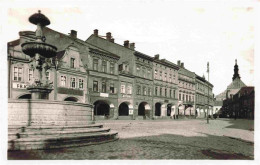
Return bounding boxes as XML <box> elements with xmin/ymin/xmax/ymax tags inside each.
<box><xmin>176</xmin><ymin>61</ymin><xmax>196</xmax><ymax>118</ymax></box>
<box><xmin>153</xmin><ymin>55</ymin><xmax>179</xmax><ymax>119</ymax></box>
<box><xmin>222</xmin><ymin>87</ymin><xmax>254</xmax><ymax>119</ymax></box>
<box><xmin>8</xmin><ymin>27</ymin><xmax>215</xmax><ymax>120</ymax></box>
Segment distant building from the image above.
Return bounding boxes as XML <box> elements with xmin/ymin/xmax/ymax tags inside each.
<box><xmin>195</xmin><ymin>74</ymin><xmax>214</xmax><ymax>118</ymax></box>
<box><xmin>222</xmin><ymin>87</ymin><xmax>254</xmax><ymax>119</ymax></box>
<box><xmin>215</xmin><ymin>59</ymin><xmax>246</xmax><ymax>101</ymax></box>
<box><xmin>215</xmin><ymin>60</ymin><xmax>254</xmax><ymax>119</ymax></box>
<box><xmin>176</xmin><ymin>61</ymin><xmax>196</xmax><ymax>118</ymax></box>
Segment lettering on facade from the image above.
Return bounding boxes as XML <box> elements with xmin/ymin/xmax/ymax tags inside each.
<box><xmin>57</xmin><ymin>87</ymin><xmax>83</xmax><ymax>96</ymax></box>
<box><xmin>12</xmin><ymin>82</ymin><xmax>28</xmax><ymax>89</ymax></box>
<box><xmin>100</xmin><ymin>93</ymin><xmax>109</xmax><ymax>97</ymax></box>
<box><xmin>122</xmin><ymin>94</ymin><xmax>131</xmax><ymax>98</ymax></box>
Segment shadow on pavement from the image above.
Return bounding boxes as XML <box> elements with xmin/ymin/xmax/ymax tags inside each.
<box><xmin>224</xmin><ymin>119</ymin><xmax>254</xmax><ymax>131</ymax></box>
<box><xmin>8</xmin><ymin>132</ymin><xmax>254</xmax><ymax>160</ymax></box>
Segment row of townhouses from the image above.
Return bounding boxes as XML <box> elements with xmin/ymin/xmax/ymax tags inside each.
<box><xmin>8</xmin><ymin>28</ymin><xmax>214</xmax><ymax>120</ymax></box>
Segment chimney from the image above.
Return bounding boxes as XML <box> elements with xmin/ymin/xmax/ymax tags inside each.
<box><xmin>177</xmin><ymin>60</ymin><xmax>181</xmax><ymax>66</ymax></box>
<box><xmin>130</xmin><ymin>43</ymin><xmax>135</xmax><ymax>50</ymax></box>
<box><xmin>154</xmin><ymin>54</ymin><xmax>160</xmax><ymax>60</ymax></box>
<box><xmin>106</xmin><ymin>32</ymin><xmax>112</xmax><ymax>41</ymax></box>
<box><xmin>110</xmin><ymin>38</ymin><xmax>114</xmax><ymax>43</ymax></box>
<box><xmin>94</xmin><ymin>29</ymin><xmax>98</xmax><ymax>36</ymax></box>
<box><xmin>70</xmin><ymin>30</ymin><xmax>77</xmax><ymax>38</ymax></box>
<box><xmin>181</xmin><ymin>62</ymin><xmax>184</xmax><ymax>68</ymax></box>
<box><xmin>124</xmin><ymin>40</ymin><xmax>129</xmax><ymax>48</ymax></box>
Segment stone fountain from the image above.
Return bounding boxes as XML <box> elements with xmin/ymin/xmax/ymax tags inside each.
<box><xmin>21</xmin><ymin>10</ymin><xmax>57</xmax><ymax>99</ymax></box>
<box><xmin>8</xmin><ymin>11</ymin><xmax>118</xmax><ymax>151</ymax></box>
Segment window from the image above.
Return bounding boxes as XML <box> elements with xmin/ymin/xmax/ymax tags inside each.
<box><xmin>60</xmin><ymin>75</ymin><xmax>66</xmax><ymax>87</ymax></box>
<box><xmin>137</xmin><ymin>86</ymin><xmax>141</xmax><ymax>95</ymax></box>
<box><xmin>159</xmin><ymin>71</ymin><xmax>162</xmax><ymax>80</ymax></box>
<box><xmin>14</xmin><ymin>67</ymin><xmax>22</xmax><ymax>81</ymax></box>
<box><xmin>173</xmin><ymin>90</ymin><xmax>176</xmax><ymax>98</ymax></box>
<box><xmin>148</xmin><ymin>88</ymin><xmax>152</xmax><ymax>96</ymax></box>
<box><xmin>155</xmin><ymin>87</ymin><xmax>158</xmax><ymax>96</ymax></box>
<box><xmin>160</xmin><ymin>88</ymin><xmax>162</xmax><ymax>96</ymax></box>
<box><xmin>110</xmin><ymin>83</ymin><xmax>114</xmax><ymax>93</ymax></box>
<box><xmin>186</xmin><ymin>95</ymin><xmax>188</xmax><ymax>101</ymax></box>
<box><xmin>102</xmin><ymin>82</ymin><xmax>106</xmax><ymax>93</ymax></box>
<box><xmin>189</xmin><ymin>96</ymin><xmax>191</xmax><ymax>102</ymax></box>
<box><xmin>93</xmin><ymin>59</ymin><xmax>98</xmax><ymax>71</ymax></box>
<box><xmin>142</xmin><ymin>67</ymin><xmax>146</xmax><ymax>78</ymax></box>
<box><xmin>79</xmin><ymin>79</ymin><xmax>84</xmax><ymax>89</ymax></box>
<box><xmin>170</xmin><ymin>89</ymin><xmax>172</xmax><ymax>98</ymax></box>
<box><xmin>28</xmin><ymin>69</ymin><xmax>33</xmax><ymax>81</ymax></box>
<box><xmin>102</xmin><ymin>61</ymin><xmax>107</xmax><ymax>72</ymax></box>
<box><xmin>119</xmin><ymin>64</ymin><xmax>123</xmax><ymax>71</ymax></box>
<box><xmin>93</xmin><ymin>81</ymin><xmax>98</xmax><ymax>92</ymax></box>
<box><xmin>169</xmin><ymin>74</ymin><xmax>172</xmax><ymax>82</ymax></box>
<box><xmin>183</xmin><ymin>94</ymin><xmax>185</xmax><ymax>101</ymax></box>
<box><xmin>127</xmin><ymin>86</ymin><xmax>132</xmax><ymax>94</ymax></box>
<box><xmin>179</xmin><ymin>93</ymin><xmax>181</xmax><ymax>100</ymax></box>
<box><xmin>147</xmin><ymin>69</ymin><xmax>151</xmax><ymax>79</ymax></box>
<box><xmin>125</xmin><ymin>65</ymin><xmax>129</xmax><ymax>72</ymax></box>
<box><xmin>121</xmin><ymin>84</ymin><xmax>125</xmax><ymax>94</ymax></box>
<box><xmin>164</xmin><ymin>73</ymin><xmax>167</xmax><ymax>81</ymax></box>
<box><xmin>136</xmin><ymin>66</ymin><xmax>140</xmax><ymax>76</ymax></box>
<box><xmin>143</xmin><ymin>87</ymin><xmax>147</xmax><ymax>95</ymax></box>
<box><xmin>110</xmin><ymin>63</ymin><xmax>115</xmax><ymax>74</ymax></box>
<box><xmin>70</xmin><ymin>58</ymin><xmax>75</xmax><ymax>68</ymax></box>
<box><xmin>70</xmin><ymin>77</ymin><xmax>76</xmax><ymax>88</ymax></box>
<box><xmin>165</xmin><ymin>88</ymin><xmax>167</xmax><ymax>97</ymax></box>
<box><xmin>154</xmin><ymin>70</ymin><xmax>158</xmax><ymax>79</ymax></box>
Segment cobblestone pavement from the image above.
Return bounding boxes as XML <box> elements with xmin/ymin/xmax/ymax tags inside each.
<box><xmin>8</xmin><ymin>118</ymin><xmax>254</xmax><ymax>160</ymax></box>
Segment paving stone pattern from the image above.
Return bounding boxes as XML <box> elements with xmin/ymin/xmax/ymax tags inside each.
<box><xmin>8</xmin><ymin>118</ymin><xmax>254</xmax><ymax>160</ymax></box>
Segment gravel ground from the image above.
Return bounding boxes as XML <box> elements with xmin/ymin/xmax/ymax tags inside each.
<box><xmin>8</xmin><ymin>118</ymin><xmax>254</xmax><ymax>160</ymax></box>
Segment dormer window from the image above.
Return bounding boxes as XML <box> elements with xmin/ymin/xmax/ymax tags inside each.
<box><xmin>70</xmin><ymin>58</ymin><xmax>75</xmax><ymax>68</ymax></box>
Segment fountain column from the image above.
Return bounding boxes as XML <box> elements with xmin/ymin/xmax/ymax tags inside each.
<box><xmin>21</xmin><ymin>10</ymin><xmax>57</xmax><ymax>100</ymax></box>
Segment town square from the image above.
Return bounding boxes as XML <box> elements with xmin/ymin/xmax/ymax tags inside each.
<box><xmin>1</xmin><ymin>0</ymin><xmax>258</xmax><ymax>163</ymax></box>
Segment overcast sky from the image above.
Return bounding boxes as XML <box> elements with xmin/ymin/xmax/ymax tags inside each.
<box><xmin>1</xmin><ymin>0</ymin><xmax>257</xmax><ymax>95</ymax></box>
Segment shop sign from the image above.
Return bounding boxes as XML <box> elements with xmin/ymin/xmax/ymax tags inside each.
<box><xmin>57</xmin><ymin>87</ymin><xmax>83</xmax><ymax>96</ymax></box>
<box><xmin>122</xmin><ymin>94</ymin><xmax>131</xmax><ymax>98</ymax></box>
<box><xmin>13</xmin><ymin>82</ymin><xmax>28</xmax><ymax>89</ymax></box>
<box><xmin>100</xmin><ymin>93</ymin><xmax>109</xmax><ymax>97</ymax></box>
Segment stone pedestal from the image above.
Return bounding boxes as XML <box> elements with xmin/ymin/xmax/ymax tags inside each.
<box><xmin>27</xmin><ymin>86</ymin><xmax>52</xmax><ymax>100</ymax></box>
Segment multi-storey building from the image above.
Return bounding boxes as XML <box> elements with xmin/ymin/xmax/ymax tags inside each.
<box><xmin>176</xmin><ymin>61</ymin><xmax>196</xmax><ymax>118</ymax></box>
<box><xmin>8</xmin><ymin>30</ymin><xmax>88</xmax><ymax>103</ymax></box>
<box><xmin>87</xmin><ymin>31</ymin><xmax>154</xmax><ymax>119</ymax></box>
<box><xmin>153</xmin><ymin>55</ymin><xmax>179</xmax><ymax>119</ymax></box>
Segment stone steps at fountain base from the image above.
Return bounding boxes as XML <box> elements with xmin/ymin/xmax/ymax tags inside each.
<box><xmin>8</xmin><ymin>125</ymin><xmax>118</xmax><ymax>151</ymax></box>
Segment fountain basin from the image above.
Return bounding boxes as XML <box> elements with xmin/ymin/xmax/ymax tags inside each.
<box><xmin>21</xmin><ymin>42</ymin><xmax>57</xmax><ymax>58</ymax></box>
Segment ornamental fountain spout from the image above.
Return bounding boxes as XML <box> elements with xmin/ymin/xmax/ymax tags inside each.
<box><xmin>21</xmin><ymin>10</ymin><xmax>57</xmax><ymax>99</ymax></box>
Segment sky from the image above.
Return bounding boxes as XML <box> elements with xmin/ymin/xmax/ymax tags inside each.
<box><xmin>1</xmin><ymin>0</ymin><xmax>257</xmax><ymax>95</ymax></box>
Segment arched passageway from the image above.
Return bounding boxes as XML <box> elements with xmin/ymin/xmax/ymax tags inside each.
<box><xmin>119</xmin><ymin>102</ymin><xmax>129</xmax><ymax>116</ymax></box>
<box><xmin>138</xmin><ymin>102</ymin><xmax>151</xmax><ymax>116</ymax></box>
<box><xmin>167</xmin><ymin>104</ymin><xmax>172</xmax><ymax>116</ymax></box>
<box><xmin>94</xmin><ymin>101</ymin><xmax>110</xmax><ymax>116</ymax></box>
<box><xmin>64</xmin><ymin>97</ymin><xmax>78</xmax><ymax>102</ymax></box>
<box><xmin>18</xmin><ymin>94</ymin><xmax>31</xmax><ymax>99</ymax></box>
<box><xmin>155</xmin><ymin>103</ymin><xmax>161</xmax><ymax>116</ymax></box>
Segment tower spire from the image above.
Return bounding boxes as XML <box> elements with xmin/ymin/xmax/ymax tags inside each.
<box><xmin>232</xmin><ymin>59</ymin><xmax>240</xmax><ymax>81</ymax></box>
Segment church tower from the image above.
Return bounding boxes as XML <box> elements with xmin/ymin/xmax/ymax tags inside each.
<box><xmin>232</xmin><ymin>59</ymin><xmax>240</xmax><ymax>81</ymax></box>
